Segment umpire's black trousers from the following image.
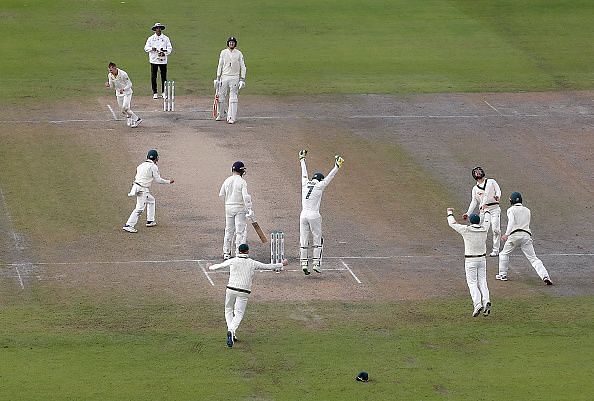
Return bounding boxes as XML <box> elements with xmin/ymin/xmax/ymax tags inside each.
<box><xmin>150</xmin><ymin>63</ymin><xmax>168</xmax><ymax>94</ymax></box>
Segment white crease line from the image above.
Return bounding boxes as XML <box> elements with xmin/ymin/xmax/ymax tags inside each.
<box><xmin>483</xmin><ymin>100</ymin><xmax>504</xmax><ymax>116</ymax></box>
<box><xmin>0</xmin><ymin>188</ymin><xmax>24</xmax><ymax>289</ymax></box>
<box><xmin>107</xmin><ymin>104</ymin><xmax>117</xmax><ymax>120</ymax></box>
<box><xmin>350</xmin><ymin>114</ymin><xmax>546</xmax><ymax>119</ymax></box>
<box><xmin>341</xmin><ymin>259</ymin><xmax>362</xmax><ymax>284</ymax></box>
<box><xmin>198</xmin><ymin>261</ymin><xmax>215</xmax><ymax>286</ymax></box>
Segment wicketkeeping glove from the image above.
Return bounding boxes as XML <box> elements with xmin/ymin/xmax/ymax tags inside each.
<box><xmin>335</xmin><ymin>155</ymin><xmax>344</xmax><ymax>168</ymax></box>
<box><xmin>299</xmin><ymin>149</ymin><xmax>307</xmax><ymax>160</ymax></box>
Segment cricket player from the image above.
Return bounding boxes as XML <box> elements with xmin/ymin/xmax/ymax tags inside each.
<box><xmin>219</xmin><ymin>161</ymin><xmax>254</xmax><ymax>259</ymax></box>
<box><xmin>214</xmin><ymin>36</ymin><xmax>246</xmax><ymax>124</ymax></box>
<box><xmin>299</xmin><ymin>150</ymin><xmax>344</xmax><ymax>275</ymax></box>
<box><xmin>105</xmin><ymin>62</ymin><xmax>142</xmax><ymax>128</ymax></box>
<box><xmin>122</xmin><ymin>149</ymin><xmax>174</xmax><ymax>233</ymax></box>
<box><xmin>209</xmin><ymin>243</ymin><xmax>288</xmax><ymax>348</ymax></box>
<box><xmin>144</xmin><ymin>22</ymin><xmax>173</xmax><ymax>99</ymax></box>
<box><xmin>496</xmin><ymin>192</ymin><xmax>553</xmax><ymax>285</ymax></box>
<box><xmin>463</xmin><ymin>166</ymin><xmax>502</xmax><ymax>256</ymax></box>
<box><xmin>447</xmin><ymin>208</ymin><xmax>492</xmax><ymax>317</ymax></box>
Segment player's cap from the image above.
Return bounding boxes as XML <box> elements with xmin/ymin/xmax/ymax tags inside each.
<box><xmin>238</xmin><ymin>244</ymin><xmax>249</xmax><ymax>253</ymax></box>
<box><xmin>355</xmin><ymin>371</ymin><xmax>369</xmax><ymax>382</ymax></box>
<box><xmin>152</xmin><ymin>22</ymin><xmax>166</xmax><ymax>31</ymax></box>
<box><xmin>469</xmin><ymin>214</ymin><xmax>480</xmax><ymax>224</ymax></box>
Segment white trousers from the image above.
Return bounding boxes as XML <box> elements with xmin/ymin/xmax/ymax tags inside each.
<box><xmin>125</xmin><ymin>191</ymin><xmax>155</xmax><ymax>227</ymax></box>
<box><xmin>217</xmin><ymin>76</ymin><xmax>239</xmax><ymax>122</ymax></box>
<box><xmin>300</xmin><ymin>211</ymin><xmax>323</xmax><ymax>266</ymax></box>
<box><xmin>498</xmin><ymin>232</ymin><xmax>549</xmax><ymax>279</ymax></box>
<box><xmin>481</xmin><ymin>207</ymin><xmax>501</xmax><ymax>252</ymax></box>
<box><xmin>465</xmin><ymin>258</ymin><xmax>490</xmax><ymax>309</ymax></box>
<box><xmin>225</xmin><ymin>288</ymin><xmax>249</xmax><ymax>335</ymax></box>
<box><xmin>223</xmin><ymin>206</ymin><xmax>248</xmax><ymax>256</ymax></box>
<box><xmin>116</xmin><ymin>94</ymin><xmax>139</xmax><ymax>122</ymax></box>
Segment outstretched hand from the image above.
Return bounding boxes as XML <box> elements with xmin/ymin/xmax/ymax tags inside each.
<box><xmin>299</xmin><ymin>149</ymin><xmax>307</xmax><ymax>160</ymax></box>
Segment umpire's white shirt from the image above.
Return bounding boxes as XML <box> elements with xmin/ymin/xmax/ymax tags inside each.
<box><xmin>217</xmin><ymin>48</ymin><xmax>247</xmax><ymax>78</ymax></box>
<box><xmin>144</xmin><ymin>33</ymin><xmax>173</xmax><ymax>64</ymax></box>
<box><xmin>448</xmin><ymin>215</ymin><xmax>489</xmax><ymax>256</ymax></box>
<box><xmin>504</xmin><ymin>204</ymin><xmax>532</xmax><ymax>236</ymax></box>
<box><xmin>108</xmin><ymin>69</ymin><xmax>133</xmax><ymax>97</ymax></box>
<box><xmin>134</xmin><ymin>160</ymin><xmax>170</xmax><ymax>188</ymax></box>
<box><xmin>300</xmin><ymin>160</ymin><xmax>339</xmax><ymax>215</ymax></box>
<box><xmin>209</xmin><ymin>254</ymin><xmax>283</xmax><ymax>292</ymax></box>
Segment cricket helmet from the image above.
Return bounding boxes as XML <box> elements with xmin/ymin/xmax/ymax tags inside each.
<box><xmin>147</xmin><ymin>149</ymin><xmax>159</xmax><ymax>161</ymax></box>
<box><xmin>471</xmin><ymin>166</ymin><xmax>485</xmax><ymax>180</ymax></box>
<box><xmin>238</xmin><ymin>243</ymin><xmax>249</xmax><ymax>253</ymax></box>
<box><xmin>510</xmin><ymin>192</ymin><xmax>522</xmax><ymax>205</ymax></box>
<box><xmin>355</xmin><ymin>371</ymin><xmax>369</xmax><ymax>382</ymax></box>
<box><xmin>227</xmin><ymin>36</ymin><xmax>237</xmax><ymax>46</ymax></box>
<box><xmin>232</xmin><ymin>161</ymin><xmax>246</xmax><ymax>176</ymax></box>
<box><xmin>151</xmin><ymin>22</ymin><xmax>165</xmax><ymax>31</ymax></box>
<box><xmin>312</xmin><ymin>172</ymin><xmax>324</xmax><ymax>182</ymax></box>
<box><xmin>469</xmin><ymin>214</ymin><xmax>480</xmax><ymax>224</ymax></box>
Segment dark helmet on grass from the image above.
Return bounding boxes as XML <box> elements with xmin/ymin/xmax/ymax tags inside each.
<box><xmin>355</xmin><ymin>371</ymin><xmax>369</xmax><ymax>382</ymax></box>
<box><xmin>147</xmin><ymin>149</ymin><xmax>159</xmax><ymax>161</ymax></box>
<box><xmin>510</xmin><ymin>192</ymin><xmax>522</xmax><ymax>205</ymax></box>
<box><xmin>471</xmin><ymin>166</ymin><xmax>485</xmax><ymax>180</ymax></box>
<box><xmin>312</xmin><ymin>172</ymin><xmax>324</xmax><ymax>182</ymax></box>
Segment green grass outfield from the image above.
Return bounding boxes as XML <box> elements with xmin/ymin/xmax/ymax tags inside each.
<box><xmin>3</xmin><ymin>0</ymin><xmax>594</xmax><ymax>100</ymax></box>
<box><xmin>1</xmin><ymin>294</ymin><xmax>593</xmax><ymax>401</ymax></box>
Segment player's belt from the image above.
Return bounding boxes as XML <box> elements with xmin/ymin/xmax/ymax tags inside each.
<box><xmin>133</xmin><ymin>182</ymin><xmax>148</xmax><ymax>188</ymax></box>
<box><xmin>509</xmin><ymin>229</ymin><xmax>532</xmax><ymax>236</ymax></box>
<box><xmin>227</xmin><ymin>286</ymin><xmax>251</xmax><ymax>294</ymax></box>
<box><xmin>485</xmin><ymin>202</ymin><xmax>499</xmax><ymax>206</ymax></box>
<box><xmin>465</xmin><ymin>253</ymin><xmax>486</xmax><ymax>258</ymax></box>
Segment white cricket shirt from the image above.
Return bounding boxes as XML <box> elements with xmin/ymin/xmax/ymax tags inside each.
<box><xmin>209</xmin><ymin>254</ymin><xmax>283</xmax><ymax>292</ymax></box>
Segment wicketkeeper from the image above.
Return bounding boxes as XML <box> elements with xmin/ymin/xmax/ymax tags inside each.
<box><xmin>299</xmin><ymin>150</ymin><xmax>344</xmax><ymax>275</ymax></box>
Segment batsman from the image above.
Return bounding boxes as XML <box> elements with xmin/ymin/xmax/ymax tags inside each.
<box><xmin>298</xmin><ymin>150</ymin><xmax>344</xmax><ymax>275</ymax></box>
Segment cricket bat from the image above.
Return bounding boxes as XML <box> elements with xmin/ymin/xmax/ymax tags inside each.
<box><xmin>251</xmin><ymin>221</ymin><xmax>268</xmax><ymax>243</ymax></box>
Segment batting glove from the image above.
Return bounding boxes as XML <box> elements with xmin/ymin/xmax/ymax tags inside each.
<box><xmin>246</xmin><ymin>209</ymin><xmax>255</xmax><ymax>219</ymax></box>
<box><xmin>299</xmin><ymin>149</ymin><xmax>307</xmax><ymax>160</ymax></box>
<box><xmin>238</xmin><ymin>80</ymin><xmax>245</xmax><ymax>90</ymax></box>
<box><xmin>213</xmin><ymin>79</ymin><xmax>220</xmax><ymax>90</ymax></box>
<box><xmin>335</xmin><ymin>155</ymin><xmax>344</xmax><ymax>168</ymax></box>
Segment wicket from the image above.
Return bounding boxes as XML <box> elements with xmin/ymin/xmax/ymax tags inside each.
<box><xmin>270</xmin><ymin>231</ymin><xmax>285</xmax><ymax>264</ymax></box>
<box><xmin>163</xmin><ymin>80</ymin><xmax>175</xmax><ymax>111</ymax></box>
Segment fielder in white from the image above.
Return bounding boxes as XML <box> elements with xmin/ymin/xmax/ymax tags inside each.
<box><xmin>144</xmin><ymin>22</ymin><xmax>173</xmax><ymax>99</ymax></box>
<box><xmin>463</xmin><ymin>166</ymin><xmax>502</xmax><ymax>256</ymax></box>
<box><xmin>496</xmin><ymin>192</ymin><xmax>553</xmax><ymax>285</ymax></box>
<box><xmin>299</xmin><ymin>150</ymin><xmax>344</xmax><ymax>275</ymax></box>
<box><xmin>219</xmin><ymin>161</ymin><xmax>254</xmax><ymax>259</ymax></box>
<box><xmin>209</xmin><ymin>243</ymin><xmax>288</xmax><ymax>348</ymax></box>
<box><xmin>447</xmin><ymin>208</ymin><xmax>492</xmax><ymax>317</ymax></box>
<box><xmin>123</xmin><ymin>149</ymin><xmax>174</xmax><ymax>233</ymax></box>
<box><xmin>214</xmin><ymin>36</ymin><xmax>246</xmax><ymax>124</ymax></box>
<box><xmin>105</xmin><ymin>62</ymin><xmax>142</xmax><ymax>128</ymax></box>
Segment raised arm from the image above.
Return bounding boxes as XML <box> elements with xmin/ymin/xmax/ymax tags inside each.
<box><xmin>299</xmin><ymin>150</ymin><xmax>309</xmax><ymax>186</ymax></box>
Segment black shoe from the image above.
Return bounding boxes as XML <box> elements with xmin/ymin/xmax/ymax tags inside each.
<box><xmin>233</xmin><ymin>335</ymin><xmax>238</xmax><ymax>342</ymax></box>
<box><xmin>472</xmin><ymin>306</ymin><xmax>483</xmax><ymax>317</ymax></box>
<box><xmin>483</xmin><ymin>302</ymin><xmax>491</xmax><ymax>316</ymax></box>
<box><xmin>226</xmin><ymin>331</ymin><xmax>234</xmax><ymax>348</ymax></box>
<box><xmin>543</xmin><ymin>277</ymin><xmax>553</xmax><ymax>285</ymax></box>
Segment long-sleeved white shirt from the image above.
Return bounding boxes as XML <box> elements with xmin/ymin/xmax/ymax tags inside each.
<box><xmin>209</xmin><ymin>254</ymin><xmax>283</xmax><ymax>292</ymax></box>
<box><xmin>219</xmin><ymin>174</ymin><xmax>252</xmax><ymax>210</ymax></box>
<box><xmin>144</xmin><ymin>33</ymin><xmax>173</xmax><ymax>64</ymax></box>
<box><xmin>466</xmin><ymin>178</ymin><xmax>501</xmax><ymax>215</ymax></box>
<box><xmin>107</xmin><ymin>68</ymin><xmax>133</xmax><ymax>97</ymax></box>
<box><xmin>133</xmin><ymin>160</ymin><xmax>171</xmax><ymax>187</ymax></box>
<box><xmin>301</xmin><ymin>160</ymin><xmax>339</xmax><ymax>213</ymax></box>
<box><xmin>448</xmin><ymin>213</ymin><xmax>491</xmax><ymax>256</ymax></box>
<box><xmin>216</xmin><ymin>48</ymin><xmax>246</xmax><ymax>79</ymax></box>
<box><xmin>504</xmin><ymin>204</ymin><xmax>532</xmax><ymax>236</ymax></box>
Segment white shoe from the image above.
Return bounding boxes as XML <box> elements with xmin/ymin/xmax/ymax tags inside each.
<box><xmin>312</xmin><ymin>262</ymin><xmax>321</xmax><ymax>273</ymax></box>
<box><xmin>126</xmin><ymin>117</ymin><xmax>131</xmax><ymax>127</ymax></box>
<box><xmin>495</xmin><ymin>274</ymin><xmax>508</xmax><ymax>281</ymax></box>
<box><xmin>215</xmin><ymin>116</ymin><xmax>223</xmax><ymax>121</ymax></box>
<box><xmin>146</xmin><ymin>221</ymin><xmax>157</xmax><ymax>227</ymax></box>
<box><xmin>489</xmin><ymin>251</ymin><xmax>499</xmax><ymax>257</ymax></box>
<box><xmin>153</xmin><ymin>93</ymin><xmax>159</xmax><ymax>99</ymax></box>
<box><xmin>131</xmin><ymin>118</ymin><xmax>142</xmax><ymax>128</ymax></box>
<box><xmin>472</xmin><ymin>306</ymin><xmax>483</xmax><ymax>317</ymax></box>
<box><xmin>227</xmin><ymin>120</ymin><xmax>235</xmax><ymax>124</ymax></box>
<box><xmin>122</xmin><ymin>225</ymin><xmax>137</xmax><ymax>233</ymax></box>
